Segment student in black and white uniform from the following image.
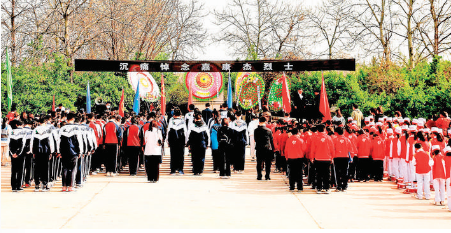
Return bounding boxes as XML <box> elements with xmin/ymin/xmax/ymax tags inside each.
<box><xmin>9</xmin><ymin>120</ymin><xmax>27</xmax><ymax>191</ymax></box>
<box><xmin>58</xmin><ymin>113</ymin><xmax>84</xmax><ymax>192</ymax></box>
<box><xmin>187</xmin><ymin>113</ymin><xmax>210</xmax><ymax>175</ymax></box>
<box><xmin>166</xmin><ymin>107</ymin><xmax>187</xmax><ymax>175</ymax></box>
<box><xmin>30</xmin><ymin>116</ymin><xmax>55</xmax><ymax>192</ymax></box>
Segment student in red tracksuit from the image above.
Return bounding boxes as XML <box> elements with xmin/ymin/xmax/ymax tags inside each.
<box><xmin>356</xmin><ymin>129</ymin><xmax>372</xmax><ymax>182</ymax></box>
<box><xmin>278</xmin><ymin>128</ymin><xmax>289</xmax><ymax>173</ymax></box>
<box><xmin>311</xmin><ymin>124</ymin><xmax>334</xmax><ymax>193</ymax></box>
<box><xmin>103</xmin><ymin>115</ymin><xmax>122</xmax><ymax>177</ymax></box>
<box><xmin>285</xmin><ymin>128</ymin><xmax>306</xmax><ymax>191</ymax></box>
<box><xmin>431</xmin><ymin>145</ymin><xmax>446</xmax><ymax>205</ymax></box>
<box><xmin>273</xmin><ymin>127</ymin><xmax>281</xmax><ymax>172</ymax></box>
<box><xmin>413</xmin><ymin>143</ymin><xmax>433</xmax><ymax>200</ymax></box>
<box><xmin>332</xmin><ymin>127</ymin><xmax>354</xmax><ymax>191</ymax></box>
<box><xmin>88</xmin><ymin>114</ymin><xmax>101</xmax><ymax>174</ymax></box>
<box><xmin>122</xmin><ymin>117</ymin><xmax>142</xmax><ymax>176</ymax></box>
<box><xmin>345</xmin><ymin>126</ymin><xmax>358</xmax><ymax>181</ymax></box>
<box><xmin>371</xmin><ymin>128</ymin><xmax>386</xmax><ymax>181</ymax></box>
<box><xmin>94</xmin><ymin>114</ymin><xmax>105</xmax><ymax>173</ymax></box>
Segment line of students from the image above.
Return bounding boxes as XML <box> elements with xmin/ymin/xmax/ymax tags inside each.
<box><xmin>8</xmin><ymin>113</ymin><xmax>96</xmax><ymax>192</ymax></box>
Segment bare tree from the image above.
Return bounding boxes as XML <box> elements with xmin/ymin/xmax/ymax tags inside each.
<box><xmin>349</xmin><ymin>0</ymin><xmax>398</xmax><ymax>64</ymax></box>
<box><xmin>167</xmin><ymin>0</ymin><xmax>207</xmax><ymax>60</ymax></box>
<box><xmin>307</xmin><ymin>0</ymin><xmax>354</xmax><ymax>59</ymax></box>
<box><xmin>1</xmin><ymin>0</ymin><xmax>35</xmax><ymax>66</ymax></box>
<box><xmin>414</xmin><ymin>0</ymin><xmax>451</xmax><ymax>58</ymax></box>
<box><xmin>213</xmin><ymin>0</ymin><xmax>308</xmax><ymax>59</ymax></box>
<box><xmin>392</xmin><ymin>0</ymin><xmax>425</xmax><ymax>68</ymax></box>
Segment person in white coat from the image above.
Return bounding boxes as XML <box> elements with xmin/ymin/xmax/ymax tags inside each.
<box><xmin>247</xmin><ymin>114</ymin><xmax>259</xmax><ymax>161</ymax></box>
<box><xmin>144</xmin><ymin>121</ymin><xmax>163</xmax><ymax>182</ymax></box>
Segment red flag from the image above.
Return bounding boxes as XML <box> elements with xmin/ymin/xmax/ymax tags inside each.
<box><xmin>319</xmin><ymin>72</ymin><xmax>331</xmax><ymax>122</ymax></box>
<box><xmin>282</xmin><ymin>73</ymin><xmax>291</xmax><ymax>114</ymax></box>
<box><xmin>188</xmin><ymin>77</ymin><xmax>193</xmax><ymax>111</ymax></box>
<box><xmin>160</xmin><ymin>74</ymin><xmax>166</xmax><ymax>116</ymax></box>
<box><xmin>118</xmin><ymin>89</ymin><xmax>125</xmax><ymax>117</ymax></box>
<box><xmin>52</xmin><ymin>95</ymin><xmax>55</xmax><ymax>111</ymax></box>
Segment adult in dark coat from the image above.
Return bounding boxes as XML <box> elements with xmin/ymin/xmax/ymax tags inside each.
<box><xmin>254</xmin><ymin>117</ymin><xmax>275</xmax><ymax>180</ymax></box>
<box><xmin>202</xmin><ymin>103</ymin><xmax>213</xmax><ymax>124</ymax></box>
<box><xmin>291</xmin><ymin>89</ymin><xmax>307</xmax><ymax>121</ymax></box>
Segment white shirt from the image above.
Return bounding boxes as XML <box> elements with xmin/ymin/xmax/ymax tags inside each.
<box><xmin>144</xmin><ymin>129</ymin><xmax>163</xmax><ymax>156</ymax></box>
<box><xmin>248</xmin><ymin>120</ymin><xmax>259</xmax><ymax>136</ymax></box>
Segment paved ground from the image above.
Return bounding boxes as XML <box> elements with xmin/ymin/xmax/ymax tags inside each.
<box><xmin>1</xmin><ymin>148</ymin><xmax>450</xmax><ymax>229</ymax></box>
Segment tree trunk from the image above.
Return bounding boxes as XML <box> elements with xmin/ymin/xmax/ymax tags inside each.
<box><xmin>64</xmin><ymin>12</ymin><xmax>73</xmax><ymax>83</ymax></box>
<box><xmin>407</xmin><ymin>0</ymin><xmax>414</xmax><ymax>69</ymax></box>
<box><xmin>10</xmin><ymin>0</ymin><xmax>16</xmax><ymax>66</ymax></box>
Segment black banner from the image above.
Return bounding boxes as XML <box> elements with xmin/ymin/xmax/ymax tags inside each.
<box><xmin>75</xmin><ymin>59</ymin><xmax>355</xmax><ymax>72</ymax></box>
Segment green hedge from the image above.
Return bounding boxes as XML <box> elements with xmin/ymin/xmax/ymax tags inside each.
<box><xmin>2</xmin><ymin>54</ymin><xmax>450</xmax><ymax>119</ymax></box>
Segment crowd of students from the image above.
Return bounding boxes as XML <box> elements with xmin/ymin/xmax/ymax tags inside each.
<box><xmin>1</xmin><ymin>103</ymin><xmax>451</xmax><ymax>212</ymax></box>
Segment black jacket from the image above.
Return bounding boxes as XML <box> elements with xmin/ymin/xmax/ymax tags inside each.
<box><xmin>202</xmin><ymin>108</ymin><xmax>213</xmax><ymax>124</ymax></box>
<box><xmin>254</xmin><ymin>125</ymin><xmax>274</xmax><ymax>152</ymax></box>
<box><xmin>217</xmin><ymin>126</ymin><xmax>235</xmax><ymax>150</ymax></box>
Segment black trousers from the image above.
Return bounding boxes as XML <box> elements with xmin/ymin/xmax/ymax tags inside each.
<box><xmin>373</xmin><ymin>159</ymin><xmax>384</xmax><ymax>181</ymax></box>
<box><xmin>23</xmin><ymin>153</ymin><xmax>33</xmax><ymax>185</ymax></box>
<box><xmin>76</xmin><ymin>156</ymin><xmax>84</xmax><ymax>185</ymax></box>
<box><xmin>218</xmin><ymin>146</ymin><xmax>231</xmax><ymax>177</ymax></box>
<box><xmin>288</xmin><ymin>158</ymin><xmax>304</xmax><ymax>190</ymax></box>
<box><xmin>191</xmin><ymin>147</ymin><xmax>206</xmax><ymax>174</ymax></box>
<box><xmin>48</xmin><ymin>153</ymin><xmax>55</xmax><ymax>182</ymax></box>
<box><xmin>233</xmin><ymin>144</ymin><xmax>246</xmax><ymax>171</ymax></box>
<box><xmin>11</xmin><ymin>155</ymin><xmax>25</xmax><ymax>190</ymax></box>
<box><xmin>315</xmin><ymin>160</ymin><xmax>331</xmax><ymax>191</ymax></box>
<box><xmin>91</xmin><ymin>146</ymin><xmax>103</xmax><ymax>171</ymax></box>
<box><xmin>349</xmin><ymin>157</ymin><xmax>357</xmax><ymax>180</ymax></box>
<box><xmin>169</xmin><ymin>145</ymin><xmax>184</xmax><ymax>173</ymax></box>
<box><xmin>145</xmin><ymin>155</ymin><xmax>161</xmax><ymax>181</ymax></box>
<box><xmin>128</xmin><ymin>146</ymin><xmax>141</xmax><ymax>175</ymax></box>
<box><xmin>256</xmin><ymin>150</ymin><xmax>273</xmax><ymax>179</ymax></box>
<box><xmin>212</xmin><ymin>149</ymin><xmax>220</xmax><ymax>171</ymax></box>
<box><xmin>276</xmin><ymin>152</ymin><xmax>287</xmax><ymax>172</ymax></box>
<box><xmin>104</xmin><ymin>144</ymin><xmax>118</xmax><ymax>173</ymax></box>
<box><xmin>358</xmin><ymin>158</ymin><xmax>370</xmax><ymax>181</ymax></box>
<box><xmin>334</xmin><ymin>158</ymin><xmax>349</xmax><ymax>190</ymax></box>
<box><xmin>62</xmin><ymin>155</ymin><xmax>78</xmax><ymax>187</ymax></box>
<box><xmin>34</xmin><ymin>153</ymin><xmax>50</xmax><ymax>187</ymax></box>
<box><xmin>308</xmin><ymin>160</ymin><xmax>316</xmax><ymax>187</ymax></box>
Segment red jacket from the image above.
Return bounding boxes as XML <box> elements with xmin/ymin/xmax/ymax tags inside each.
<box><xmin>123</xmin><ymin>124</ymin><xmax>142</xmax><ymax>147</ymax></box>
<box><xmin>279</xmin><ymin>133</ymin><xmax>289</xmax><ymax>157</ymax></box>
<box><xmin>346</xmin><ymin>133</ymin><xmax>358</xmax><ymax>157</ymax></box>
<box><xmin>273</xmin><ymin>131</ymin><xmax>281</xmax><ymax>151</ymax></box>
<box><xmin>432</xmin><ymin>154</ymin><xmax>446</xmax><ymax>179</ymax></box>
<box><xmin>436</xmin><ymin>117</ymin><xmax>450</xmax><ymax>131</ymax></box>
<box><xmin>141</xmin><ymin>122</ymin><xmax>151</xmax><ymax>145</ymax></box>
<box><xmin>399</xmin><ymin>135</ymin><xmax>408</xmax><ymax>160</ymax></box>
<box><xmin>95</xmin><ymin>120</ymin><xmax>105</xmax><ymax>145</ymax></box>
<box><xmin>431</xmin><ymin>138</ymin><xmax>446</xmax><ymax>151</ymax></box>
<box><xmin>444</xmin><ymin>155</ymin><xmax>451</xmax><ymax>179</ymax></box>
<box><xmin>311</xmin><ymin>132</ymin><xmax>334</xmax><ymax>161</ymax></box>
<box><xmin>414</xmin><ymin>150</ymin><xmax>432</xmax><ymax>174</ymax></box>
<box><xmin>371</xmin><ymin>136</ymin><xmax>386</xmax><ymax>160</ymax></box>
<box><xmin>103</xmin><ymin>121</ymin><xmax>121</xmax><ymax>144</ymax></box>
<box><xmin>356</xmin><ymin>134</ymin><xmax>372</xmax><ymax>158</ymax></box>
<box><xmin>284</xmin><ymin>135</ymin><xmax>306</xmax><ymax>159</ymax></box>
<box><xmin>89</xmin><ymin>121</ymin><xmax>101</xmax><ymax>147</ymax></box>
<box><xmin>333</xmin><ymin>135</ymin><xmax>353</xmax><ymax>158</ymax></box>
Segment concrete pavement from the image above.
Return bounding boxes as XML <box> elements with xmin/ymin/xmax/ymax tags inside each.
<box><xmin>1</xmin><ymin>148</ymin><xmax>450</xmax><ymax>229</ymax></box>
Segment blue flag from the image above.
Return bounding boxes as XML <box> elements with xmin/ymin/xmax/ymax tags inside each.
<box><xmin>86</xmin><ymin>81</ymin><xmax>91</xmax><ymax>113</ymax></box>
<box><xmin>133</xmin><ymin>82</ymin><xmax>140</xmax><ymax>115</ymax></box>
<box><xmin>227</xmin><ymin>73</ymin><xmax>232</xmax><ymax>109</ymax></box>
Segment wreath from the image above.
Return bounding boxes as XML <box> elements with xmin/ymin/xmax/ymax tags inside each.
<box><xmin>238</xmin><ymin>73</ymin><xmax>265</xmax><ymax>110</ymax></box>
<box><xmin>185</xmin><ymin>71</ymin><xmax>223</xmax><ymax>100</ymax></box>
<box><xmin>268</xmin><ymin>76</ymin><xmax>291</xmax><ymax>111</ymax></box>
